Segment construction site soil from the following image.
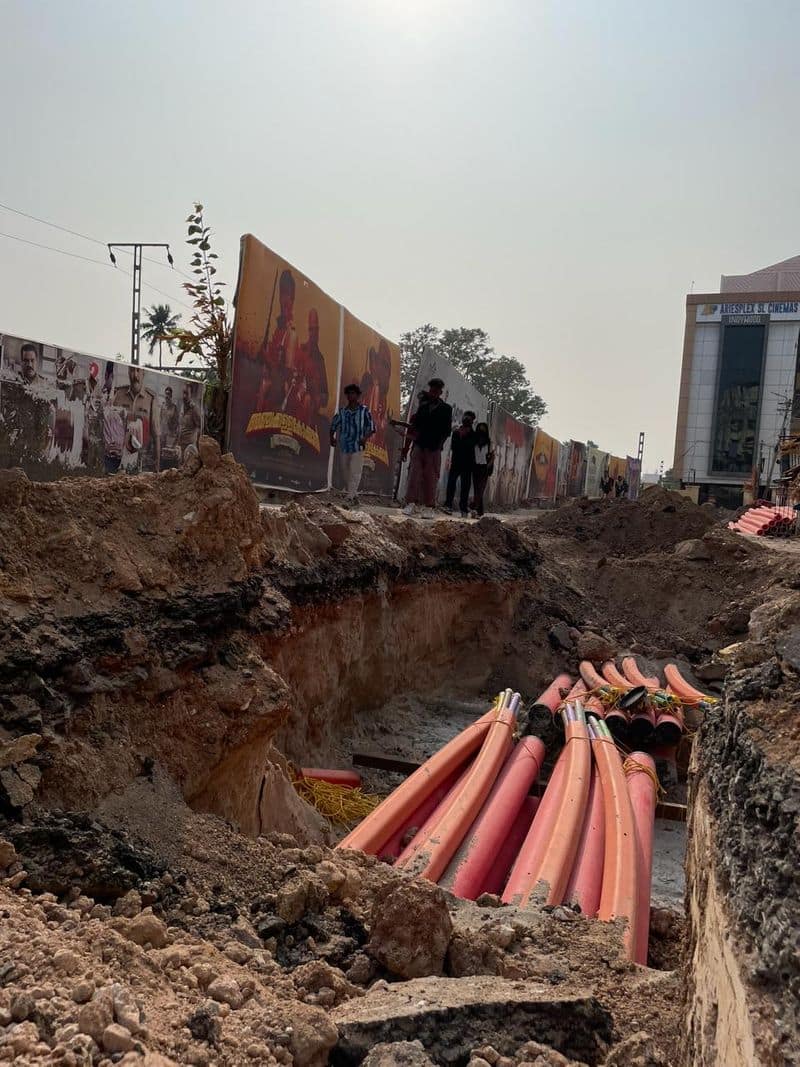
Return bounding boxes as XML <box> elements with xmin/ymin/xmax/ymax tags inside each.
<box><xmin>0</xmin><ymin>447</ymin><xmax>797</xmax><ymax>1066</ymax></box>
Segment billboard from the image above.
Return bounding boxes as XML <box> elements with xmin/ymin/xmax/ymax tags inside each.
<box><xmin>608</xmin><ymin>455</ymin><xmax>627</xmax><ymax>482</ymax></box>
<box><xmin>584</xmin><ymin>446</ymin><xmax>610</xmax><ymax>498</ymax></box>
<box><xmin>398</xmin><ymin>348</ymin><xmax>488</xmax><ymax>505</ymax></box>
<box><xmin>0</xmin><ymin>333</ymin><xmax>203</xmax><ymax>480</ymax></box>
<box><xmin>485</xmin><ymin>407</ymin><xmax>536</xmax><ymax>509</ymax></box>
<box><xmin>626</xmin><ymin>455</ymin><xmax>641</xmax><ymax>499</ymax></box>
<box><xmin>566</xmin><ymin>441</ymin><xmax>587</xmax><ymax>497</ymax></box>
<box><xmin>555</xmin><ymin>439</ymin><xmax>570</xmax><ymax>500</ymax></box>
<box><xmin>229</xmin><ymin>234</ymin><xmax>341</xmax><ymax>491</ymax></box>
<box><xmin>528</xmin><ymin>427</ymin><xmax>560</xmax><ymax>502</ymax></box>
<box><xmin>335</xmin><ymin>310</ymin><xmax>402</xmax><ymax>496</ymax></box>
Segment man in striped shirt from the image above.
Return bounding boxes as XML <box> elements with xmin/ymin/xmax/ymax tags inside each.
<box><xmin>330</xmin><ymin>384</ymin><xmax>376</xmax><ymax>503</ymax></box>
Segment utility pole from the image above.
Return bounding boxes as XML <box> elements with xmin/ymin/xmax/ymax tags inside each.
<box><xmin>107</xmin><ymin>243</ymin><xmax>173</xmax><ymax>365</ymax></box>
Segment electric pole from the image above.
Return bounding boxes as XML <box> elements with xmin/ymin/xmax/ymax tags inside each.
<box><xmin>107</xmin><ymin>243</ymin><xmax>174</xmax><ymax>365</ymax></box>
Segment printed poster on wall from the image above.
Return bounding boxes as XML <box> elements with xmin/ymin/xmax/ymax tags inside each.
<box><xmin>484</xmin><ymin>406</ymin><xmax>535</xmax><ymax>510</ymax></box>
<box><xmin>528</xmin><ymin>427</ymin><xmax>560</xmax><ymax>501</ymax></box>
<box><xmin>228</xmin><ymin>234</ymin><xmax>341</xmax><ymax>490</ymax></box>
<box><xmin>555</xmin><ymin>440</ymin><xmax>570</xmax><ymax>500</ymax></box>
<box><xmin>608</xmin><ymin>455</ymin><xmax>627</xmax><ymax>482</ymax></box>
<box><xmin>398</xmin><ymin>348</ymin><xmax>488</xmax><ymax>504</ymax></box>
<box><xmin>335</xmin><ymin>310</ymin><xmax>402</xmax><ymax>496</ymax></box>
<box><xmin>584</xmin><ymin>446</ymin><xmax>610</xmax><ymax>498</ymax></box>
<box><xmin>566</xmin><ymin>441</ymin><xmax>587</xmax><ymax>497</ymax></box>
<box><xmin>0</xmin><ymin>333</ymin><xmax>203</xmax><ymax>481</ymax></box>
<box><xmin>626</xmin><ymin>456</ymin><xmax>641</xmax><ymax>499</ymax></box>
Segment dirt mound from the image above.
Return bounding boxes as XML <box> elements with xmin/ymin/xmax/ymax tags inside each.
<box><xmin>0</xmin><ymin>437</ymin><xmax>264</xmax><ymax>612</ymax></box>
<box><xmin>0</xmin><ymin>767</ymin><xmax>680</xmax><ymax>1065</ymax></box>
<box><xmin>535</xmin><ymin>486</ymin><xmax>717</xmax><ymax>556</ymax></box>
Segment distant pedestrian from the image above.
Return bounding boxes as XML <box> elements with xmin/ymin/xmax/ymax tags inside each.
<box><xmin>445</xmin><ymin>411</ymin><xmax>477</xmax><ymax>517</ymax></box>
<box><xmin>615</xmin><ymin>474</ymin><xmax>625</xmax><ymax>498</ymax></box>
<box><xmin>402</xmin><ymin>378</ymin><xmax>453</xmax><ymax>517</ymax></box>
<box><xmin>471</xmin><ymin>422</ymin><xmax>495</xmax><ymax>517</ymax></box>
<box><xmin>330</xmin><ymin>384</ymin><xmax>375</xmax><ymax>504</ymax></box>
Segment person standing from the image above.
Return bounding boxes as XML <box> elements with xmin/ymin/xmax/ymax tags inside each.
<box><xmin>444</xmin><ymin>411</ymin><xmax>477</xmax><ymax>517</ymax></box>
<box><xmin>471</xmin><ymin>422</ymin><xmax>495</xmax><ymax>517</ymax></box>
<box><xmin>402</xmin><ymin>378</ymin><xmax>453</xmax><ymax>516</ymax></box>
<box><xmin>330</xmin><ymin>384</ymin><xmax>375</xmax><ymax>504</ymax></box>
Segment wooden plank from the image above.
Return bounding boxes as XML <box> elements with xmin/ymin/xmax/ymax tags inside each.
<box><xmin>352</xmin><ymin>751</ymin><xmax>421</xmax><ymax>775</ymax></box>
<box><xmin>655</xmin><ymin>801</ymin><xmax>687</xmax><ymax>823</ymax></box>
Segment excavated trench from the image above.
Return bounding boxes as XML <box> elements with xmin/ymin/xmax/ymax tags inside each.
<box><xmin>1</xmin><ymin>459</ymin><xmax>798</xmax><ymax>1064</ymax></box>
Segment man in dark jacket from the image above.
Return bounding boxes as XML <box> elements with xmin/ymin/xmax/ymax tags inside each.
<box><xmin>402</xmin><ymin>378</ymin><xmax>453</xmax><ymax>516</ymax></box>
<box><xmin>444</xmin><ymin>411</ymin><xmax>477</xmax><ymax>516</ymax></box>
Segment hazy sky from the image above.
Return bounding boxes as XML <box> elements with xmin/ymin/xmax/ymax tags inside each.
<box><xmin>2</xmin><ymin>0</ymin><xmax>800</xmax><ymax>471</ymax></box>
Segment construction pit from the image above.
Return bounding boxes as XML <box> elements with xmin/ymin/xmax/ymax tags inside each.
<box><xmin>0</xmin><ymin>443</ymin><xmax>798</xmax><ymax>1067</ymax></box>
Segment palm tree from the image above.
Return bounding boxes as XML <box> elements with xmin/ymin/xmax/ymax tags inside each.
<box><xmin>142</xmin><ymin>304</ymin><xmax>181</xmax><ymax>369</ymax></box>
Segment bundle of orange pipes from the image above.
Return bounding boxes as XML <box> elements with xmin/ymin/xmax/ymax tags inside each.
<box><xmin>337</xmin><ymin>663</ymin><xmax>713</xmax><ymax>964</ymax></box>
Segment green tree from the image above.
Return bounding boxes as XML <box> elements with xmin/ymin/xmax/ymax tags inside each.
<box><xmin>400</xmin><ymin>324</ymin><xmax>546</xmax><ymax>425</ymax></box>
<box><xmin>169</xmin><ymin>203</ymin><xmax>233</xmax><ymax>444</ymax></box>
<box><xmin>142</xmin><ymin>303</ymin><xmax>180</xmax><ymax>369</ymax></box>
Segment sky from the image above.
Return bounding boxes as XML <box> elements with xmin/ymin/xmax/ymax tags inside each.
<box><xmin>2</xmin><ymin>0</ymin><xmax>800</xmax><ymax>473</ymax></box>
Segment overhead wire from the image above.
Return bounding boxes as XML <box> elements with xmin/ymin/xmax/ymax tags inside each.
<box><xmin>0</xmin><ymin>200</ymin><xmax>196</xmax><ymax>282</ymax></box>
<box><xmin>0</xmin><ymin>229</ymin><xmax>194</xmax><ymax>312</ymax></box>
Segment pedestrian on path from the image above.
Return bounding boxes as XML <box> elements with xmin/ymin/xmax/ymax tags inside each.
<box><xmin>402</xmin><ymin>378</ymin><xmax>453</xmax><ymax>517</ymax></box>
<box><xmin>444</xmin><ymin>411</ymin><xmax>477</xmax><ymax>517</ymax></box>
<box><xmin>471</xmin><ymin>421</ymin><xmax>495</xmax><ymax>517</ymax></box>
<box><xmin>330</xmin><ymin>384</ymin><xmax>375</xmax><ymax>505</ymax></box>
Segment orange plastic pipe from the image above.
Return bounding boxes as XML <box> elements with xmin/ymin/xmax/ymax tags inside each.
<box><xmin>533</xmin><ymin>673</ymin><xmax>574</xmax><ymax>712</ymax></box>
<box><xmin>601</xmin><ymin>662</ymin><xmax>633</xmax><ymax>690</ymax></box>
<box><xmin>397</xmin><ymin>702</ymin><xmax>517</xmax><ymax>882</ymax></box>
<box><xmin>654</xmin><ymin>696</ymin><xmax>684</xmax><ymax>745</ymax></box>
<box><xmin>479</xmin><ymin>795</ymin><xmax>539</xmax><ymax>897</ymax></box>
<box><xmin>441</xmin><ymin>736</ymin><xmax>546</xmax><ymax>900</ymax></box>
<box><xmin>564</xmin><ymin>761</ymin><xmax>605</xmax><ymax>918</ymax></box>
<box><xmin>591</xmin><ymin>717</ymin><xmax>639</xmax><ymax>960</ymax></box>
<box><xmin>379</xmin><ymin>763</ymin><xmax>465</xmax><ymax>860</ymax></box>
<box><xmin>301</xmin><ymin>768</ymin><xmax>361</xmax><ymax>788</ymax></box>
<box><xmin>626</xmin><ymin>752</ymin><xmax>657</xmax><ymax>966</ymax></box>
<box><xmin>395</xmin><ymin>764</ymin><xmax>472</xmax><ymax>864</ymax></box>
<box><xmin>502</xmin><ymin>746</ymin><xmax>568</xmax><ymax>904</ymax></box>
<box><xmin>579</xmin><ymin>660</ymin><xmax>607</xmax><ymax>690</ymax></box>
<box><xmin>337</xmin><ymin>706</ymin><xmax>495</xmax><ymax>854</ymax></box>
<box><xmin>565</xmin><ymin>678</ymin><xmax>604</xmax><ymax>717</ymax></box>
<box><xmin>620</xmin><ymin>657</ymin><xmax>659</xmax><ymax>689</ymax></box>
<box><xmin>503</xmin><ymin>716</ymin><xmax>591</xmax><ymax>906</ymax></box>
<box><xmin>529</xmin><ymin>717</ymin><xmax>591</xmax><ymax>906</ymax></box>
<box><xmin>664</xmin><ymin>664</ymin><xmax>712</xmax><ymax>704</ymax></box>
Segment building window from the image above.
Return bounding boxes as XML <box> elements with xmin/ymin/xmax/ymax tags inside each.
<box><xmin>711</xmin><ymin>323</ymin><xmax>765</xmax><ymax>474</ymax></box>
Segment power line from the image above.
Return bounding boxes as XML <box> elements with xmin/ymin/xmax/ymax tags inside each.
<box><xmin>0</xmin><ymin>229</ymin><xmax>193</xmax><ymax>311</ymax></box>
<box><xmin>0</xmin><ymin>200</ymin><xmax>195</xmax><ymax>281</ymax></box>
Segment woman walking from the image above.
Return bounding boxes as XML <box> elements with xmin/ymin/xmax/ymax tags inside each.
<box><xmin>471</xmin><ymin>422</ymin><xmax>495</xmax><ymax>517</ymax></box>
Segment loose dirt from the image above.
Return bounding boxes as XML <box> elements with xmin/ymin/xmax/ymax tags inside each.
<box><xmin>1</xmin><ymin>448</ymin><xmax>797</xmax><ymax>1064</ymax></box>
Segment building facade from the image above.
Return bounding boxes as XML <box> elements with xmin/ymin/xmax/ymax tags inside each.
<box><xmin>673</xmin><ymin>256</ymin><xmax>800</xmax><ymax>507</ymax></box>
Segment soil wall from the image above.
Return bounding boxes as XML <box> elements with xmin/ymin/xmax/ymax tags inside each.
<box><xmin>684</xmin><ymin>643</ymin><xmax>800</xmax><ymax>1065</ymax></box>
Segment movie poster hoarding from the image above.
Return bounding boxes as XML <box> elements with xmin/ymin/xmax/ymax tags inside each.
<box><xmin>398</xmin><ymin>348</ymin><xmax>488</xmax><ymax>504</ymax></box>
<box><xmin>555</xmin><ymin>440</ymin><xmax>570</xmax><ymax>500</ymax></box>
<box><xmin>566</xmin><ymin>441</ymin><xmax>587</xmax><ymax>497</ymax></box>
<box><xmin>584</xmin><ymin>446</ymin><xmax>610</xmax><ymax>497</ymax></box>
<box><xmin>484</xmin><ymin>406</ymin><xmax>535</xmax><ymax>510</ymax></box>
<box><xmin>528</xmin><ymin>427</ymin><xmax>560</xmax><ymax>502</ymax></box>
<box><xmin>626</xmin><ymin>456</ymin><xmax>641</xmax><ymax>499</ymax></box>
<box><xmin>335</xmin><ymin>310</ymin><xmax>402</xmax><ymax>496</ymax></box>
<box><xmin>229</xmin><ymin>234</ymin><xmax>341</xmax><ymax>491</ymax></box>
<box><xmin>608</xmin><ymin>455</ymin><xmax>627</xmax><ymax>482</ymax></box>
<box><xmin>0</xmin><ymin>333</ymin><xmax>203</xmax><ymax>480</ymax></box>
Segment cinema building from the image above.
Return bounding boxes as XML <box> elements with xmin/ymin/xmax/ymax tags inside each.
<box><xmin>672</xmin><ymin>256</ymin><xmax>800</xmax><ymax>507</ymax></box>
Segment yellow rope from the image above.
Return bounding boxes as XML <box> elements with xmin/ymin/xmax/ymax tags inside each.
<box><xmin>622</xmin><ymin>757</ymin><xmax>665</xmax><ymax>799</ymax></box>
<box><xmin>291</xmin><ymin>776</ymin><xmax>383</xmax><ymax>827</ymax></box>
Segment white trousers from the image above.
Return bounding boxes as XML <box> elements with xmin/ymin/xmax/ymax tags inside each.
<box><xmin>340</xmin><ymin>450</ymin><xmax>365</xmax><ymax>496</ymax></box>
